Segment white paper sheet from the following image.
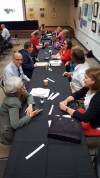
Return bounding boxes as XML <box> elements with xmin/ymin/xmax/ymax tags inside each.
<box><xmin>34</xmin><ymin>62</ymin><xmax>49</xmax><ymax>67</ymax></box>
<box><xmin>30</xmin><ymin>88</ymin><xmax>50</xmax><ymax>98</ymax></box>
<box><xmin>49</xmin><ymin>60</ymin><xmax>62</xmax><ymax>66</ymax></box>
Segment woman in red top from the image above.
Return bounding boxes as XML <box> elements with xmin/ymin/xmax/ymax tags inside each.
<box><xmin>51</xmin><ymin>40</ymin><xmax>72</xmax><ymax>63</ymax></box>
<box><xmin>31</xmin><ymin>30</ymin><xmax>42</xmax><ymax>51</ymax></box>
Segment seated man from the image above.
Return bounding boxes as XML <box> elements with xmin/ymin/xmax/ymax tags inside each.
<box><xmin>19</xmin><ymin>41</ymin><xmax>35</xmax><ymax>79</ymax></box>
<box><xmin>3</xmin><ymin>52</ymin><xmax>30</xmax><ymax>85</ymax></box>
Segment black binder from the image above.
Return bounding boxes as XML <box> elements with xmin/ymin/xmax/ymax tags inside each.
<box><xmin>48</xmin><ymin>117</ymin><xmax>82</xmax><ymax>144</ymax></box>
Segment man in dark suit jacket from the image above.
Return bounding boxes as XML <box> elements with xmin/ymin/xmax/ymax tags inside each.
<box><xmin>19</xmin><ymin>41</ymin><xmax>35</xmax><ymax>79</ymax></box>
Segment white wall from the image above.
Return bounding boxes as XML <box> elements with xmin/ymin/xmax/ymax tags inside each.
<box><xmin>68</xmin><ymin>0</ymin><xmax>100</xmax><ymax>62</ymax></box>
<box><xmin>25</xmin><ymin>0</ymin><xmax>69</xmax><ymax>26</ymax></box>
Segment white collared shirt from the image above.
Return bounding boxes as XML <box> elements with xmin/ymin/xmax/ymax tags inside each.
<box><xmin>84</xmin><ymin>90</ymin><xmax>95</xmax><ymax>110</ymax></box>
<box><xmin>70</xmin><ymin>62</ymin><xmax>89</xmax><ymax>93</ymax></box>
<box><xmin>3</xmin><ymin>62</ymin><xmax>30</xmax><ymax>83</ymax></box>
<box><xmin>1</xmin><ymin>27</ymin><xmax>10</xmax><ymax>40</ymax></box>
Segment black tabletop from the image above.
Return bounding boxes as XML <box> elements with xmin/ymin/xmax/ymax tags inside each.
<box><xmin>3</xmin><ymin>49</ymin><xmax>96</xmax><ymax>178</ymax></box>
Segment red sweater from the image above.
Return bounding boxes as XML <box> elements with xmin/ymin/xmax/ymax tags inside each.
<box><xmin>31</xmin><ymin>35</ymin><xmax>39</xmax><ymax>47</ymax></box>
<box><xmin>61</xmin><ymin>48</ymin><xmax>72</xmax><ymax>63</ymax></box>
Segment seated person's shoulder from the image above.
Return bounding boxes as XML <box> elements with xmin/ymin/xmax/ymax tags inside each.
<box><xmin>5</xmin><ymin>96</ymin><xmax>21</xmax><ymax>108</ymax></box>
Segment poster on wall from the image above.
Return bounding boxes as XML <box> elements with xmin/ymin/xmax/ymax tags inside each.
<box><xmin>93</xmin><ymin>2</ymin><xmax>99</xmax><ymax>18</ymax></box>
<box><xmin>51</xmin><ymin>8</ymin><xmax>56</xmax><ymax>18</ymax></box>
<box><xmin>88</xmin><ymin>4</ymin><xmax>92</xmax><ymax>21</ymax></box>
<box><xmin>91</xmin><ymin>20</ymin><xmax>97</xmax><ymax>32</ymax></box>
<box><xmin>26</xmin><ymin>8</ymin><xmax>35</xmax><ymax>20</ymax></box>
<box><xmin>81</xmin><ymin>4</ymin><xmax>84</xmax><ymax>16</ymax></box>
<box><xmin>84</xmin><ymin>3</ymin><xmax>88</xmax><ymax>16</ymax></box>
<box><xmin>40</xmin><ymin>8</ymin><xmax>45</xmax><ymax>18</ymax></box>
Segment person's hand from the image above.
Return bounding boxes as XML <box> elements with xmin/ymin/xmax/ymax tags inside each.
<box><xmin>59</xmin><ymin>99</ymin><xmax>68</xmax><ymax>106</ymax></box>
<box><xmin>29</xmin><ymin>109</ymin><xmax>43</xmax><ymax>118</ymax></box>
<box><xmin>59</xmin><ymin>102</ymin><xmax>67</xmax><ymax>112</ymax></box>
<box><xmin>60</xmin><ymin>96</ymin><xmax>74</xmax><ymax>107</ymax></box>
<box><xmin>63</xmin><ymin>72</ymin><xmax>71</xmax><ymax>77</ymax></box>
<box><xmin>66</xmin><ymin>106</ymin><xmax>75</xmax><ymax>116</ymax></box>
<box><xmin>25</xmin><ymin>104</ymin><xmax>33</xmax><ymax>117</ymax></box>
<box><xmin>65</xmin><ymin>61</ymin><xmax>70</xmax><ymax>66</ymax></box>
<box><xmin>51</xmin><ymin>55</ymin><xmax>55</xmax><ymax>59</ymax></box>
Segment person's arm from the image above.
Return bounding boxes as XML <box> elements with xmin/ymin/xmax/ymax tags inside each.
<box><xmin>61</xmin><ymin>49</ymin><xmax>71</xmax><ymax>62</ymax></box>
<box><xmin>59</xmin><ymin>87</ymin><xmax>88</xmax><ymax>111</ymax></box>
<box><xmin>20</xmin><ymin>67</ymin><xmax>30</xmax><ymax>82</ymax></box>
<box><xmin>25</xmin><ymin>93</ymin><xmax>35</xmax><ymax>117</ymax></box>
<box><xmin>72</xmin><ymin>93</ymin><xmax>100</xmax><ymax>122</ymax></box>
<box><xmin>9</xmin><ymin>105</ymin><xmax>31</xmax><ymax>129</ymax></box>
<box><xmin>72</xmin><ymin>87</ymin><xmax>88</xmax><ymax>100</ymax></box>
<box><xmin>59</xmin><ymin>95</ymin><xmax>74</xmax><ymax>112</ymax></box>
<box><xmin>1</xmin><ymin>30</ymin><xmax>6</xmax><ymax>39</ymax></box>
<box><xmin>9</xmin><ymin>106</ymin><xmax>41</xmax><ymax>129</ymax></box>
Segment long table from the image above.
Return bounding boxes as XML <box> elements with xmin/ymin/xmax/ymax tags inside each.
<box><xmin>3</xmin><ymin>49</ymin><xmax>96</xmax><ymax>178</ymax></box>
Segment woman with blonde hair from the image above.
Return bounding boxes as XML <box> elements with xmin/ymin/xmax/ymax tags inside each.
<box><xmin>59</xmin><ymin>67</ymin><xmax>100</xmax><ymax>136</ymax></box>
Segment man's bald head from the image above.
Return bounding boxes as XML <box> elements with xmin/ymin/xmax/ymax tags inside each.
<box><xmin>1</xmin><ymin>24</ymin><xmax>5</xmax><ymax>29</ymax></box>
<box><xmin>12</xmin><ymin>52</ymin><xmax>23</xmax><ymax>68</ymax></box>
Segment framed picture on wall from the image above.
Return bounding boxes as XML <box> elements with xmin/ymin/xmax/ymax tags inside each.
<box><xmin>40</xmin><ymin>8</ymin><xmax>45</xmax><ymax>18</ymax></box>
<box><xmin>91</xmin><ymin>20</ymin><xmax>97</xmax><ymax>32</ymax></box>
<box><xmin>93</xmin><ymin>2</ymin><xmax>99</xmax><ymax>17</ymax></box>
<box><xmin>88</xmin><ymin>4</ymin><xmax>92</xmax><ymax>21</ymax></box>
<box><xmin>84</xmin><ymin>3</ymin><xmax>88</xmax><ymax>16</ymax></box>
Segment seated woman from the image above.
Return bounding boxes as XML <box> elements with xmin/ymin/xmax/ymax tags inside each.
<box><xmin>0</xmin><ymin>76</ymin><xmax>42</xmax><ymax>145</ymax></box>
<box><xmin>39</xmin><ymin>24</ymin><xmax>47</xmax><ymax>37</ymax></box>
<box><xmin>55</xmin><ymin>26</ymin><xmax>62</xmax><ymax>38</ymax></box>
<box><xmin>53</xmin><ymin>29</ymin><xmax>71</xmax><ymax>50</ymax></box>
<box><xmin>64</xmin><ymin>46</ymin><xmax>89</xmax><ymax>93</ymax></box>
<box><xmin>59</xmin><ymin>67</ymin><xmax>100</xmax><ymax>136</ymax></box>
<box><xmin>51</xmin><ymin>40</ymin><xmax>72</xmax><ymax>63</ymax></box>
<box><xmin>31</xmin><ymin>30</ymin><xmax>42</xmax><ymax>57</ymax></box>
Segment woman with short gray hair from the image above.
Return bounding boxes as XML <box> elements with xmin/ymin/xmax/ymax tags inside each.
<box><xmin>0</xmin><ymin>76</ymin><xmax>42</xmax><ymax>146</ymax></box>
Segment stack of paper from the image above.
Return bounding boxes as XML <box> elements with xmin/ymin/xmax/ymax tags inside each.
<box><xmin>34</xmin><ymin>62</ymin><xmax>49</xmax><ymax>67</ymax></box>
<box><xmin>49</xmin><ymin>60</ymin><xmax>62</xmax><ymax>66</ymax></box>
<box><xmin>30</xmin><ymin>88</ymin><xmax>50</xmax><ymax>98</ymax></box>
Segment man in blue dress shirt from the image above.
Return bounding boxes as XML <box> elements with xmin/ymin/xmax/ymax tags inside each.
<box><xmin>3</xmin><ymin>52</ymin><xmax>30</xmax><ymax>85</ymax></box>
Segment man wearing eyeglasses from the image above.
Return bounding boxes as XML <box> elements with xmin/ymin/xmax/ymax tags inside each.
<box><xmin>3</xmin><ymin>52</ymin><xmax>30</xmax><ymax>85</ymax></box>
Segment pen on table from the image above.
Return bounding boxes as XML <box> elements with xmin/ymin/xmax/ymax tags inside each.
<box><xmin>50</xmin><ymin>92</ymin><xmax>60</xmax><ymax>100</ymax></box>
<box><xmin>48</xmin><ymin>104</ymin><xmax>54</xmax><ymax>115</ymax></box>
<box><xmin>25</xmin><ymin>144</ymin><xmax>45</xmax><ymax>160</ymax></box>
<box><xmin>47</xmin><ymin>92</ymin><xmax>54</xmax><ymax>100</ymax></box>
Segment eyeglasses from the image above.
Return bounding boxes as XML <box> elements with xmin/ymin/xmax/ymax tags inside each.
<box><xmin>15</xmin><ymin>58</ymin><xmax>23</xmax><ymax>61</ymax></box>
